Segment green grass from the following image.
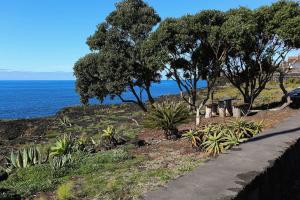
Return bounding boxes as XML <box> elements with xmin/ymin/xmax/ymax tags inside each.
<box><xmin>0</xmin><ymin>148</ymin><xmax>203</xmax><ymax>199</ymax></box>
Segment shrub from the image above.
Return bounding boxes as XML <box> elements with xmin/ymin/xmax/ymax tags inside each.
<box><xmin>143</xmin><ymin>102</ymin><xmax>189</xmax><ymax>139</ymax></box>
<box><xmin>50</xmin><ymin>134</ymin><xmax>74</xmax><ymax>157</ymax></box>
<box><xmin>182</xmin><ymin>129</ymin><xmax>202</xmax><ymax>149</ymax></box>
<box><xmin>56</xmin><ymin>182</ymin><xmax>74</xmax><ymax>200</ymax></box>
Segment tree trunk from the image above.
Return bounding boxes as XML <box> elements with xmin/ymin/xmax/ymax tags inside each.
<box><xmin>145</xmin><ymin>86</ymin><xmax>155</xmax><ymax>105</ymax></box>
<box><xmin>205</xmin><ymin>105</ymin><xmax>212</xmax><ymax>119</ymax></box>
<box><xmin>279</xmin><ymin>72</ymin><xmax>288</xmax><ymax>97</ymax></box>
<box><xmin>196</xmin><ymin>108</ymin><xmax>200</xmax><ymax>126</ymax></box>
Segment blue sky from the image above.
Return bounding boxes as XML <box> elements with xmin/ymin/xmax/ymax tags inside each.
<box><xmin>0</xmin><ymin>0</ymin><xmax>280</xmax><ymax>80</ymax></box>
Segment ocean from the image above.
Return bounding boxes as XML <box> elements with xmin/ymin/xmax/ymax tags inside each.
<box><xmin>0</xmin><ymin>80</ymin><xmax>206</xmax><ymax>119</ymax></box>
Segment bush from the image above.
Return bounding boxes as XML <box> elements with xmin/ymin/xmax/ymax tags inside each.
<box><xmin>143</xmin><ymin>102</ymin><xmax>189</xmax><ymax>139</ymax></box>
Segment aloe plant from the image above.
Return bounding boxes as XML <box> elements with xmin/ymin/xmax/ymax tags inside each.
<box><xmin>50</xmin><ymin>134</ymin><xmax>74</xmax><ymax>157</ymax></box>
<box><xmin>201</xmin><ymin>128</ymin><xmax>225</xmax><ymax>156</ymax></box>
<box><xmin>143</xmin><ymin>102</ymin><xmax>189</xmax><ymax>139</ymax></box>
<box><xmin>222</xmin><ymin>129</ymin><xmax>248</xmax><ymax>150</ymax></box>
<box><xmin>229</xmin><ymin>119</ymin><xmax>263</xmax><ymax>138</ymax></box>
<box><xmin>182</xmin><ymin>129</ymin><xmax>202</xmax><ymax>148</ymax></box>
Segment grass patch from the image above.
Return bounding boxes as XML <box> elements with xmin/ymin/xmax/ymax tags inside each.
<box><xmin>0</xmin><ymin>148</ymin><xmax>203</xmax><ymax>199</ymax></box>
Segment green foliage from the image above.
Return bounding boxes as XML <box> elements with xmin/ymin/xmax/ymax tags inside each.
<box><xmin>222</xmin><ymin>129</ymin><xmax>248</xmax><ymax>150</ymax></box>
<box><xmin>144</xmin><ymin>10</ymin><xmax>225</xmax><ymax>108</ymax></box>
<box><xmin>50</xmin><ymin>134</ymin><xmax>74</xmax><ymax>157</ymax></box>
<box><xmin>50</xmin><ymin>154</ymin><xmax>73</xmax><ymax>172</ymax></box>
<box><xmin>143</xmin><ymin>102</ymin><xmax>189</xmax><ymax>138</ymax></box>
<box><xmin>6</xmin><ymin>146</ymin><xmax>48</xmax><ymax>170</ymax></box>
<box><xmin>201</xmin><ymin>120</ymin><xmax>263</xmax><ymax>155</ymax></box>
<box><xmin>56</xmin><ymin>182</ymin><xmax>74</xmax><ymax>200</ymax></box>
<box><xmin>74</xmin><ymin>0</ymin><xmax>161</xmax><ymax>111</ymax></box>
<box><xmin>182</xmin><ymin>129</ymin><xmax>202</xmax><ymax>148</ymax></box>
<box><xmin>221</xmin><ymin>1</ymin><xmax>300</xmax><ymax>104</ymax></box>
<box><xmin>201</xmin><ymin>124</ymin><xmax>225</xmax><ymax>156</ymax></box>
<box><xmin>228</xmin><ymin>119</ymin><xmax>263</xmax><ymax>138</ymax></box>
<box><xmin>0</xmin><ymin>164</ymin><xmax>55</xmax><ymax>197</ymax></box>
<box><xmin>101</xmin><ymin>126</ymin><xmax>118</xmax><ymax>148</ymax></box>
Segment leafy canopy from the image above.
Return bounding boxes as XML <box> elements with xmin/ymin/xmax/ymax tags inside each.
<box><xmin>74</xmin><ymin>0</ymin><xmax>161</xmax><ymax>111</ymax></box>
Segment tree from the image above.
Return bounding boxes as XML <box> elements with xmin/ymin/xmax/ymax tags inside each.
<box><xmin>74</xmin><ymin>0</ymin><xmax>161</xmax><ymax>111</ymax></box>
<box><xmin>221</xmin><ymin>1</ymin><xmax>300</xmax><ymax>105</ymax></box>
<box><xmin>143</xmin><ymin>10</ymin><xmax>227</xmax><ymax>111</ymax></box>
<box><xmin>74</xmin><ymin>53</ymin><xmax>108</xmax><ymax>105</ymax></box>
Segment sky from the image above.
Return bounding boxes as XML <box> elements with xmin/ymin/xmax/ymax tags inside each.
<box><xmin>0</xmin><ymin>0</ymin><xmax>281</xmax><ymax>80</ymax></box>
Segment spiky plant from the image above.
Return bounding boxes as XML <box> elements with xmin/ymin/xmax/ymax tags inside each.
<box><xmin>50</xmin><ymin>134</ymin><xmax>74</xmax><ymax>157</ymax></box>
<box><xmin>101</xmin><ymin>126</ymin><xmax>118</xmax><ymax>149</ymax></box>
<box><xmin>50</xmin><ymin>154</ymin><xmax>73</xmax><ymax>171</ymax></box>
<box><xmin>201</xmin><ymin>124</ymin><xmax>225</xmax><ymax>156</ymax></box>
<box><xmin>222</xmin><ymin>129</ymin><xmax>248</xmax><ymax>150</ymax></box>
<box><xmin>143</xmin><ymin>102</ymin><xmax>189</xmax><ymax>139</ymax></box>
<box><xmin>229</xmin><ymin>119</ymin><xmax>263</xmax><ymax>138</ymax></box>
<box><xmin>182</xmin><ymin>129</ymin><xmax>202</xmax><ymax>148</ymax></box>
<box><xmin>6</xmin><ymin>146</ymin><xmax>48</xmax><ymax>170</ymax></box>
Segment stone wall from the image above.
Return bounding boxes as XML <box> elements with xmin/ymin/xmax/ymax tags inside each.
<box><xmin>234</xmin><ymin>139</ymin><xmax>300</xmax><ymax>200</ymax></box>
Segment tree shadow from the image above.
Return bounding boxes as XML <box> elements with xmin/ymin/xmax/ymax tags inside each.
<box><xmin>245</xmin><ymin>127</ymin><xmax>300</xmax><ymax>143</ymax></box>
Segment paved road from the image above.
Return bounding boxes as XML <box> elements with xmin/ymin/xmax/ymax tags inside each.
<box><xmin>142</xmin><ymin>111</ymin><xmax>300</xmax><ymax>200</ymax></box>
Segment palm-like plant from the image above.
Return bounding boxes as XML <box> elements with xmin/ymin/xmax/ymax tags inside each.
<box><xmin>50</xmin><ymin>134</ymin><xmax>74</xmax><ymax>157</ymax></box>
<box><xmin>143</xmin><ymin>102</ymin><xmax>189</xmax><ymax>139</ymax></box>
<box><xmin>182</xmin><ymin>129</ymin><xmax>202</xmax><ymax>148</ymax></box>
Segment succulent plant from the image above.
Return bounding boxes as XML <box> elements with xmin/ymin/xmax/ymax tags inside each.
<box><xmin>7</xmin><ymin>146</ymin><xmax>48</xmax><ymax>170</ymax></box>
<box><xmin>50</xmin><ymin>154</ymin><xmax>72</xmax><ymax>171</ymax></box>
<box><xmin>143</xmin><ymin>102</ymin><xmax>189</xmax><ymax>139</ymax></box>
<box><xmin>50</xmin><ymin>134</ymin><xmax>74</xmax><ymax>157</ymax></box>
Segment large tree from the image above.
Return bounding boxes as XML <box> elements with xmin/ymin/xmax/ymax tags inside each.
<box><xmin>143</xmin><ymin>10</ymin><xmax>227</xmax><ymax>111</ymax></box>
<box><xmin>74</xmin><ymin>0</ymin><xmax>161</xmax><ymax>111</ymax></box>
<box><xmin>221</xmin><ymin>1</ymin><xmax>300</xmax><ymax>105</ymax></box>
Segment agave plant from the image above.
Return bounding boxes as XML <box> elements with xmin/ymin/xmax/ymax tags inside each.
<box><xmin>229</xmin><ymin>119</ymin><xmax>263</xmax><ymax>138</ymax></box>
<box><xmin>222</xmin><ymin>129</ymin><xmax>248</xmax><ymax>150</ymax></box>
<box><xmin>50</xmin><ymin>134</ymin><xmax>74</xmax><ymax>157</ymax></box>
<box><xmin>201</xmin><ymin>124</ymin><xmax>225</xmax><ymax>156</ymax></box>
<box><xmin>143</xmin><ymin>102</ymin><xmax>189</xmax><ymax>139</ymax></box>
<box><xmin>182</xmin><ymin>129</ymin><xmax>202</xmax><ymax>148</ymax></box>
<box><xmin>50</xmin><ymin>154</ymin><xmax>72</xmax><ymax>171</ymax></box>
<box><xmin>101</xmin><ymin>126</ymin><xmax>118</xmax><ymax>149</ymax></box>
<box><xmin>7</xmin><ymin>146</ymin><xmax>48</xmax><ymax>170</ymax></box>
